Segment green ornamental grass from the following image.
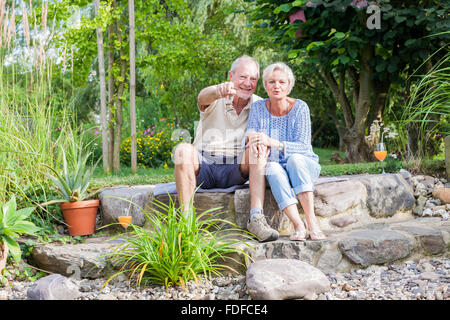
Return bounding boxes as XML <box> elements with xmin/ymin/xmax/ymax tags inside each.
<box><xmin>103</xmin><ymin>197</ymin><xmax>250</xmax><ymax>290</ymax></box>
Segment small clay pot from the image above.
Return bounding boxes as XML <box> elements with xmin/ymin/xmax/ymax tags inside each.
<box><xmin>60</xmin><ymin>200</ymin><xmax>100</xmax><ymax>236</ymax></box>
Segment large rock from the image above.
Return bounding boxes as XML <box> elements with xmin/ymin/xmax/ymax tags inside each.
<box><xmin>30</xmin><ymin>242</ymin><xmax>119</xmax><ymax>279</ymax></box>
<box><xmin>358</xmin><ymin>174</ymin><xmax>415</xmax><ymax>218</ymax></box>
<box><xmin>338</xmin><ymin>229</ymin><xmax>414</xmax><ymax>266</ymax></box>
<box><xmin>246</xmin><ymin>259</ymin><xmax>330</xmax><ymax>300</ymax></box>
<box><xmin>99</xmin><ymin>185</ymin><xmax>155</xmax><ymax>228</ymax></box>
<box><xmin>314</xmin><ymin>179</ymin><xmax>367</xmax><ymax>218</ymax></box>
<box><xmin>432</xmin><ymin>188</ymin><xmax>450</xmax><ymax>204</ymax></box>
<box><xmin>27</xmin><ymin>274</ymin><xmax>80</xmax><ymax>300</ymax></box>
<box><xmin>248</xmin><ymin>238</ymin><xmax>323</xmax><ymax>265</ymax></box>
<box><xmin>392</xmin><ymin>225</ymin><xmax>446</xmax><ymax>255</ymax></box>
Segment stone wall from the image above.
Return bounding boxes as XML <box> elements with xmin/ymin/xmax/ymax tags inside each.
<box><xmin>99</xmin><ymin>171</ymin><xmax>420</xmax><ymax>235</ymax></box>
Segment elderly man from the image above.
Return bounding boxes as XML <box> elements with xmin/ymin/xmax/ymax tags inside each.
<box><xmin>173</xmin><ymin>55</ymin><xmax>279</xmax><ymax>242</ymax></box>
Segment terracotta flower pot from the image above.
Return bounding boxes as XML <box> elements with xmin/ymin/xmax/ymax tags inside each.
<box><xmin>60</xmin><ymin>199</ymin><xmax>100</xmax><ymax>236</ymax></box>
<box><xmin>0</xmin><ymin>241</ymin><xmax>8</xmax><ymax>273</ymax></box>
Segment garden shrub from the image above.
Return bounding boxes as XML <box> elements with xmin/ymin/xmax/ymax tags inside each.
<box><xmin>120</xmin><ymin>119</ymin><xmax>184</xmax><ymax>168</ymax></box>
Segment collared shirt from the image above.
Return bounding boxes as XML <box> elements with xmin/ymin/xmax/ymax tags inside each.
<box><xmin>193</xmin><ymin>94</ymin><xmax>262</xmax><ymax>157</ymax></box>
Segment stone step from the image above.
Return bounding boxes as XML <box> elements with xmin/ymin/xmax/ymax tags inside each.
<box><xmin>28</xmin><ymin>217</ymin><xmax>449</xmax><ymax>279</ymax></box>
<box><xmin>98</xmin><ymin>171</ymin><xmax>417</xmax><ymax>235</ymax></box>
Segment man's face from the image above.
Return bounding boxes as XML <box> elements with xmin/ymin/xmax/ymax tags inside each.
<box><xmin>229</xmin><ymin>61</ymin><xmax>259</xmax><ymax>100</ymax></box>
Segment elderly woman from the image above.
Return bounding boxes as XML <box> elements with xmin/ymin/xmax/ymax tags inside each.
<box><xmin>244</xmin><ymin>62</ymin><xmax>325</xmax><ymax>241</ymax></box>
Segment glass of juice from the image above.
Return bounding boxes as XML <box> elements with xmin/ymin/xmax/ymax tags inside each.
<box><xmin>374</xmin><ymin>143</ymin><xmax>387</xmax><ymax>174</ymax></box>
<box><xmin>118</xmin><ymin>215</ymin><xmax>132</xmax><ymax>235</ymax></box>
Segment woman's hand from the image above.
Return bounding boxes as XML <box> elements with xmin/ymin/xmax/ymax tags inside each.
<box><xmin>246</xmin><ymin>132</ymin><xmax>267</xmax><ymax>157</ymax></box>
<box><xmin>248</xmin><ymin>132</ymin><xmax>276</xmax><ymax>148</ymax></box>
<box><xmin>245</xmin><ymin>132</ymin><xmax>278</xmax><ymax>157</ymax></box>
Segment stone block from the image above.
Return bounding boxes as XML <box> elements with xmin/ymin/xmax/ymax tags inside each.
<box><xmin>314</xmin><ymin>180</ymin><xmax>367</xmax><ymax>218</ymax></box>
<box><xmin>30</xmin><ymin>242</ymin><xmax>118</xmax><ymax>279</ymax></box>
<box><xmin>338</xmin><ymin>229</ymin><xmax>414</xmax><ymax>266</ymax></box>
<box><xmin>99</xmin><ymin>185</ymin><xmax>155</xmax><ymax>228</ymax></box>
<box><xmin>392</xmin><ymin>225</ymin><xmax>446</xmax><ymax>254</ymax></box>
<box><xmin>246</xmin><ymin>259</ymin><xmax>330</xmax><ymax>300</ymax></box>
<box><xmin>358</xmin><ymin>174</ymin><xmax>415</xmax><ymax>218</ymax></box>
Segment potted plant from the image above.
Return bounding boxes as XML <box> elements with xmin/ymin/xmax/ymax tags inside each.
<box><xmin>1</xmin><ymin>196</ymin><xmax>40</xmax><ymax>273</ymax></box>
<box><xmin>43</xmin><ymin>145</ymin><xmax>100</xmax><ymax>236</ymax></box>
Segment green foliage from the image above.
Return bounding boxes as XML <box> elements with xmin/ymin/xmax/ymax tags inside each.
<box><xmin>252</xmin><ymin>0</ymin><xmax>449</xmax><ymax>76</ymax></box>
<box><xmin>43</xmin><ymin>142</ymin><xmax>98</xmax><ymax>203</ymax></box>
<box><xmin>0</xmin><ymin>61</ymin><xmax>83</xmax><ymax>208</ymax></box>
<box><xmin>401</xmin><ymin>41</ymin><xmax>450</xmax><ymax>158</ymax></box>
<box><xmin>102</xmin><ymin>197</ymin><xmax>249</xmax><ymax>289</ymax></box>
<box><xmin>1</xmin><ymin>265</ymin><xmax>47</xmax><ymax>283</ymax></box>
<box><xmin>120</xmin><ymin>120</ymin><xmax>184</xmax><ymax>168</ymax></box>
<box><xmin>0</xmin><ymin>196</ymin><xmax>40</xmax><ymax>264</ymax></box>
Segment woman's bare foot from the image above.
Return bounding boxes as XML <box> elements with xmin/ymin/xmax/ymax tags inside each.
<box><xmin>290</xmin><ymin>228</ymin><xmax>307</xmax><ymax>241</ymax></box>
<box><xmin>308</xmin><ymin>230</ymin><xmax>326</xmax><ymax>240</ymax></box>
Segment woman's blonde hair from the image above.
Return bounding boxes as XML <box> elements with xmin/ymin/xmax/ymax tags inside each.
<box><xmin>262</xmin><ymin>62</ymin><xmax>295</xmax><ymax>94</ymax></box>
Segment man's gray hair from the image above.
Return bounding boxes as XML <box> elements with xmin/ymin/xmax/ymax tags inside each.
<box><xmin>262</xmin><ymin>62</ymin><xmax>295</xmax><ymax>94</ymax></box>
<box><xmin>229</xmin><ymin>55</ymin><xmax>260</xmax><ymax>78</ymax></box>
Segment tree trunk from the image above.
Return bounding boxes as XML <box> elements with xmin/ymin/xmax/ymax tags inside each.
<box><xmin>344</xmin><ymin>45</ymin><xmax>375</xmax><ymax>163</ymax></box>
<box><xmin>107</xmin><ymin>23</ymin><xmax>115</xmax><ymax>169</ymax></box>
<box><xmin>112</xmin><ymin>12</ymin><xmax>126</xmax><ymax>172</ymax></box>
<box><xmin>95</xmin><ymin>0</ymin><xmax>111</xmax><ymax>173</ymax></box>
<box><xmin>321</xmin><ymin>68</ymin><xmax>373</xmax><ymax>162</ymax></box>
<box><xmin>94</xmin><ymin>0</ymin><xmax>110</xmax><ymax>173</ymax></box>
<box><xmin>368</xmin><ymin>79</ymin><xmax>391</xmax><ymax>127</ymax></box>
<box><xmin>129</xmin><ymin>0</ymin><xmax>137</xmax><ymax>173</ymax></box>
<box><xmin>321</xmin><ymin>69</ymin><xmax>354</xmax><ymax>129</ymax></box>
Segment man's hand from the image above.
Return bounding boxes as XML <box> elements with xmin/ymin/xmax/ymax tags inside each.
<box><xmin>216</xmin><ymin>82</ymin><xmax>237</xmax><ymax>100</ymax></box>
<box><xmin>198</xmin><ymin>82</ymin><xmax>237</xmax><ymax>111</ymax></box>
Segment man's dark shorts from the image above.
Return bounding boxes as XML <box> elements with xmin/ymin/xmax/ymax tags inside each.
<box><xmin>196</xmin><ymin>152</ymin><xmax>248</xmax><ymax>189</ymax></box>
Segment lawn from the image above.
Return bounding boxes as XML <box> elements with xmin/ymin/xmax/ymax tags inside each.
<box><xmin>91</xmin><ymin>166</ymin><xmax>174</xmax><ymax>189</ymax></box>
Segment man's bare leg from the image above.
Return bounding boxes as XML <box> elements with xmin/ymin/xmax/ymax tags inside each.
<box><xmin>173</xmin><ymin>143</ymin><xmax>200</xmax><ymax>212</ymax></box>
<box><xmin>240</xmin><ymin>144</ymin><xmax>268</xmax><ymax>215</ymax></box>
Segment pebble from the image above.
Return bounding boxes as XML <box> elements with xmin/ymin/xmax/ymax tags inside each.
<box><xmin>411</xmin><ymin>175</ymin><xmax>450</xmax><ymax>219</ymax></box>
<box><xmin>0</xmin><ymin>256</ymin><xmax>448</xmax><ymax>300</ymax></box>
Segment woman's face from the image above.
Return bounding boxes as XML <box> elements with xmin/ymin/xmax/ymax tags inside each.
<box><xmin>264</xmin><ymin>69</ymin><xmax>289</xmax><ymax>100</ymax></box>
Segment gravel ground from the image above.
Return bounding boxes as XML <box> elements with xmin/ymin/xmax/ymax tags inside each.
<box><xmin>1</xmin><ymin>256</ymin><xmax>448</xmax><ymax>300</ymax></box>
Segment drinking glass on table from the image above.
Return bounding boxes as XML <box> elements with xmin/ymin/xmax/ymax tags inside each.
<box><xmin>374</xmin><ymin>143</ymin><xmax>387</xmax><ymax>174</ymax></box>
